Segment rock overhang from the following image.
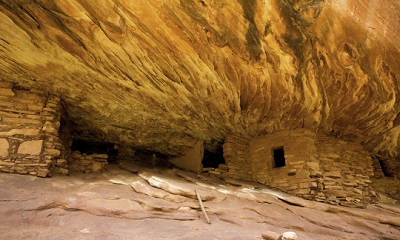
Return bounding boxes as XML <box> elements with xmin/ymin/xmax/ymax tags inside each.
<box><xmin>0</xmin><ymin>0</ymin><xmax>399</xmax><ymax>158</ymax></box>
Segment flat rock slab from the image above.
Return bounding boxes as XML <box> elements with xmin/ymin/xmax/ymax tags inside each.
<box><xmin>0</xmin><ymin>166</ymin><xmax>399</xmax><ymax>240</ymax></box>
<box><xmin>17</xmin><ymin>140</ymin><xmax>43</xmax><ymax>155</ymax></box>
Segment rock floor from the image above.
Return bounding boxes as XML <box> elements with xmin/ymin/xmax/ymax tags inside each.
<box><xmin>0</xmin><ymin>161</ymin><xmax>399</xmax><ymax>240</ymax></box>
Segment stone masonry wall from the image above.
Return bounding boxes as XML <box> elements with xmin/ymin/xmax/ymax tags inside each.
<box><xmin>42</xmin><ymin>95</ymin><xmax>68</xmax><ymax>176</ymax></box>
<box><xmin>221</xmin><ymin>129</ymin><xmax>378</xmax><ymax>207</ymax></box>
<box><xmin>222</xmin><ymin>135</ymin><xmax>252</xmax><ymax>180</ymax></box>
<box><xmin>0</xmin><ymin>82</ymin><xmax>65</xmax><ymax>177</ymax></box>
<box><xmin>249</xmin><ymin>129</ymin><xmax>322</xmax><ymax>199</ymax></box>
<box><xmin>370</xmin><ymin>155</ymin><xmax>385</xmax><ymax>178</ymax></box>
<box><xmin>316</xmin><ymin>135</ymin><xmax>378</xmax><ymax>207</ymax></box>
<box><xmin>68</xmin><ymin>151</ymin><xmax>108</xmax><ymax>173</ymax></box>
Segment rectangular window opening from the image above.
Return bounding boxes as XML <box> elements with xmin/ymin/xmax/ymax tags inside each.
<box><xmin>273</xmin><ymin>146</ymin><xmax>286</xmax><ymax>168</ymax></box>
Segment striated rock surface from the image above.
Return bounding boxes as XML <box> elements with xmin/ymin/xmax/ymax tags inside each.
<box><xmin>0</xmin><ymin>0</ymin><xmax>399</xmax><ymax>160</ymax></box>
<box><xmin>0</xmin><ymin>164</ymin><xmax>399</xmax><ymax>239</ymax></box>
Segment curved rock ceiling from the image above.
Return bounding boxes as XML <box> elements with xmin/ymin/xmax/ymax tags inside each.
<box><xmin>0</xmin><ymin>0</ymin><xmax>399</xmax><ymax>157</ymax></box>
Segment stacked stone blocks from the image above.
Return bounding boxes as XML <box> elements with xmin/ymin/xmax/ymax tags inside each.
<box><xmin>222</xmin><ymin>129</ymin><xmax>378</xmax><ymax>207</ymax></box>
<box><xmin>315</xmin><ymin>135</ymin><xmax>377</xmax><ymax>206</ymax></box>
<box><xmin>68</xmin><ymin>151</ymin><xmax>108</xmax><ymax>173</ymax></box>
<box><xmin>0</xmin><ymin>82</ymin><xmax>65</xmax><ymax>177</ymax></box>
<box><xmin>222</xmin><ymin>135</ymin><xmax>252</xmax><ymax>180</ymax></box>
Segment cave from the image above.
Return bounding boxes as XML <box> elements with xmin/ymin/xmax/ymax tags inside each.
<box><xmin>0</xmin><ymin>0</ymin><xmax>398</xmax><ymax>181</ymax></box>
<box><xmin>0</xmin><ymin>0</ymin><xmax>399</xmax><ymax>215</ymax></box>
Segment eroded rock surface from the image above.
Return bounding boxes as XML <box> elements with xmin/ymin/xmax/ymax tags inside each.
<box><xmin>0</xmin><ymin>0</ymin><xmax>399</xmax><ymax>161</ymax></box>
<box><xmin>0</xmin><ymin>164</ymin><xmax>399</xmax><ymax>239</ymax></box>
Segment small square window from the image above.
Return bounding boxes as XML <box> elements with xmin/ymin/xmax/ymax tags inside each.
<box><xmin>273</xmin><ymin>147</ymin><xmax>286</xmax><ymax>168</ymax></box>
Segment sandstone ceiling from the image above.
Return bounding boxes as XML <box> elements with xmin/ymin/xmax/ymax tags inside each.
<box><xmin>0</xmin><ymin>0</ymin><xmax>399</xmax><ymax>157</ymax></box>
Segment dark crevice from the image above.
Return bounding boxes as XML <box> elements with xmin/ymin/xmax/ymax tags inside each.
<box><xmin>237</xmin><ymin>0</ymin><xmax>262</xmax><ymax>60</ymax></box>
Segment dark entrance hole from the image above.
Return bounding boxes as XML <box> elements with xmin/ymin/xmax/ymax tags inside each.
<box><xmin>376</xmin><ymin>157</ymin><xmax>393</xmax><ymax>177</ymax></box>
<box><xmin>71</xmin><ymin>139</ymin><xmax>118</xmax><ymax>163</ymax></box>
<box><xmin>273</xmin><ymin>146</ymin><xmax>286</xmax><ymax>168</ymax></box>
<box><xmin>202</xmin><ymin>146</ymin><xmax>225</xmax><ymax>168</ymax></box>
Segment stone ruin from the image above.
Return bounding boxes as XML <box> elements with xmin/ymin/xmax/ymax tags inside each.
<box><xmin>171</xmin><ymin>128</ymin><xmax>381</xmax><ymax>207</ymax></box>
<box><xmin>222</xmin><ymin>129</ymin><xmax>378</xmax><ymax>207</ymax></box>
<box><xmin>0</xmin><ymin>82</ymin><xmax>65</xmax><ymax>177</ymax></box>
<box><xmin>0</xmin><ymin>82</ymin><xmax>118</xmax><ymax>176</ymax></box>
<box><xmin>0</xmin><ymin>82</ymin><xmax>389</xmax><ymax>207</ymax></box>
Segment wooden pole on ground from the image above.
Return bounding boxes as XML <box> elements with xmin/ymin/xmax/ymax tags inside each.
<box><xmin>195</xmin><ymin>188</ymin><xmax>211</xmax><ymax>224</ymax></box>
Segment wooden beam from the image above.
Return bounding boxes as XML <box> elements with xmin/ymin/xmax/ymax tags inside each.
<box><xmin>195</xmin><ymin>189</ymin><xmax>211</xmax><ymax>224</ymax></box>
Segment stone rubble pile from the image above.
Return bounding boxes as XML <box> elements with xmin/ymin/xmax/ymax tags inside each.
<box><xmin>261</xmin><ymin>231</ymin><xmax>298</xmax><ymax>240</ymax></box>
<box><xmin>202</xmin><ymin>164</ymin><xmax>228</xmax><ymax>175</ymax></box>
<box><xmin>68</xmin><ymin>151</ymin><xmax>108</xmax><ymax>173</ymax></box>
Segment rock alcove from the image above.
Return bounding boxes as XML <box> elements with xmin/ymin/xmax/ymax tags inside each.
<box><xmin>0</xmin><ymin>0</ymin><xmax>399</xmax><ymax>205</ymax></box>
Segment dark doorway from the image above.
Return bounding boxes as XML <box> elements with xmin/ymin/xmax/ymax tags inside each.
<box><xmin>71</xmin><ymin>139</ymin><xmax>118</xmax><ymax>163</ymax></box>
<box><xmin>377</xmin><ymin>157</ymin><xmax>393</xmax><ymax>177</ymax></box>
<box><xmin>202</xmin><ymin>147</ymin><xmax>225</xmax><ymax>168</ymax></box>
<box><xmin>273</xmin><ymin>146</ymin><xmax>286</xmax><ymax>168</ymax></box>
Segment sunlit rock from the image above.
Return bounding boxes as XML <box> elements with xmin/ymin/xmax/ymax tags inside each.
<box><xmin>0</xmin><ymin>1</ymin><xmax>399</xmax><ymax>175</ymax></box>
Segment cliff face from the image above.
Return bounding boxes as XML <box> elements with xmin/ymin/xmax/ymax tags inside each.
<box><xmin>0</xmin><ymin>0</ymin><xmax>399</xmax><ymax>159</ymax></box>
